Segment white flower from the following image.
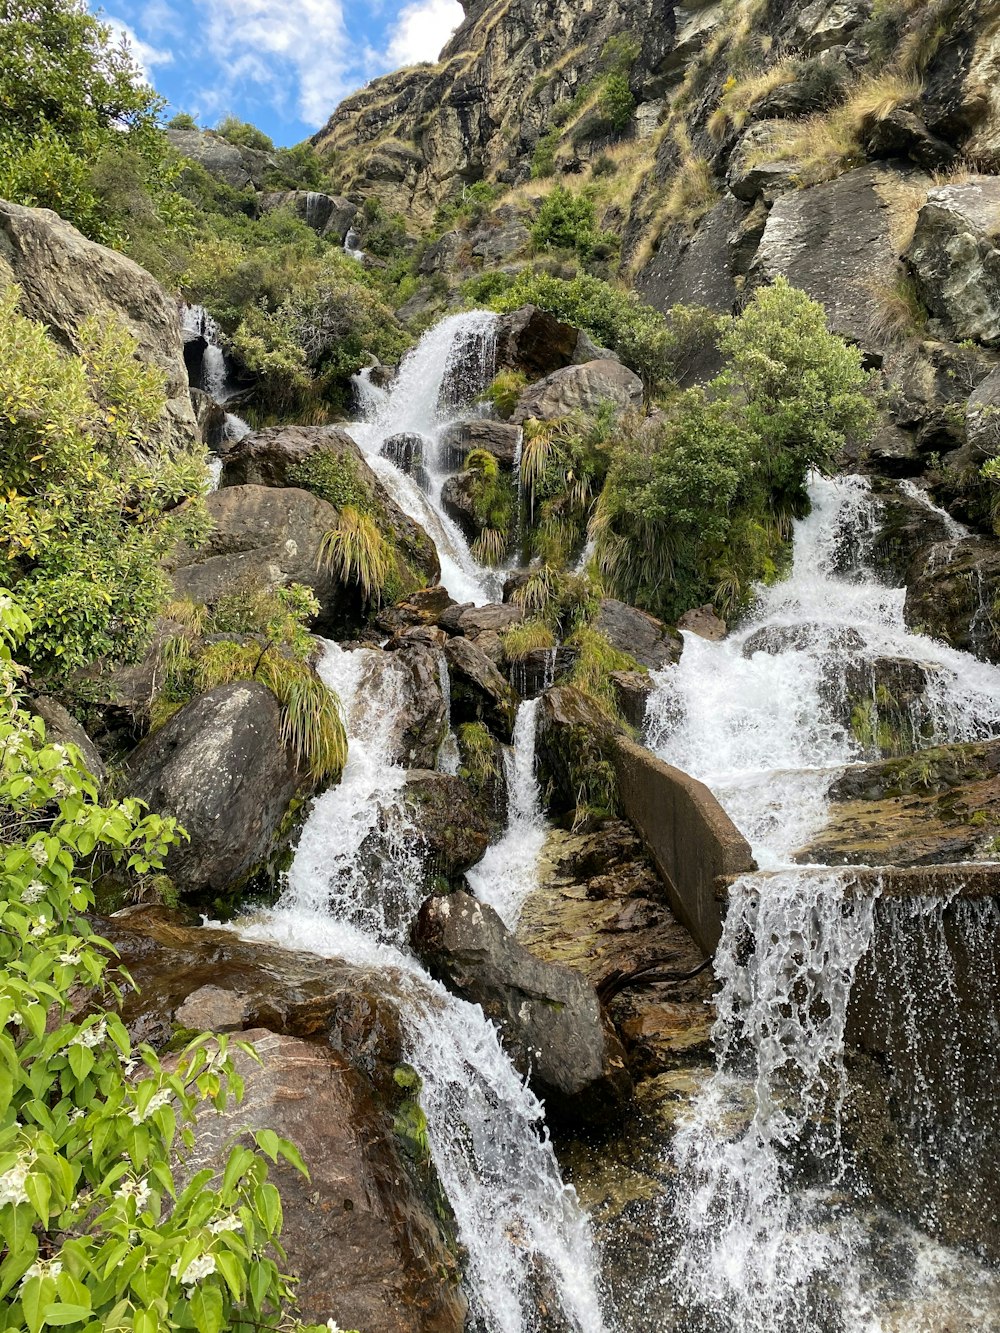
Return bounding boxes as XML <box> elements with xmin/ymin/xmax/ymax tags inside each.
<box><xmin>69</xmin><ymin>1109</ymin><xmax>85</xmax><ymax>1123</ymax></box>
<box><xmin>71</xmin><ymin>1020</ymin><xmax>106</xmax><ymax>1050</ymax></box>
<box><xmin>58</xmin><ymin>951</ymin><xmax>81</xmax><ymax>966</ymax></box>
<box><xmin>0</xmin><ymin>1159</ymin><xmax>31</xmax><ymax>1207</ymax></box>
<box><xmin>115</xmin><ymin>1177</ymin><xmax>151</xmax><ymax>1212</ymax></box>
<box><xmin>21</xmin><ymin>1258</ymin><xmax>61</xmax><ymax>1286</ymax></box>
<box><xmin>171</xmin><ymin>1253</ymin><xmax>216</xmax><ymax>1285</ymax></box>
<box><xmin>208</xmin><ymin>1214</ymin><xmax>242</xmax><ymax>1235</ymax></box>
<box><xmin>127</xmin><ymin>1089</ymin><xmax>171</xmax><ymax>1125</ymax></box>
<box><xmin>22</xmin><ymin>881</ymin><xmax>45</xmax><ymax>904</ymax></box>
<box><xmin>29</xmin><ymin>843</ymin><xmax>48</xmax><ymax>867</ymax></box>
<box><xmin>52</xmin><ymin>776</ymin><xmax>69</xmax><ymax>796</ymax></box>
<box><xmin>326</xmin><ymin>1321</ymin><xmax>342</xmax><ymax>1332</ymax></box>
<box><xmin>0</xmin><ymin>596</ymin><xmax>11</xmax><ymax>613</ymax></box>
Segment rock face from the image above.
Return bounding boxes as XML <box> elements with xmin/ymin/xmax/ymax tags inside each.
<box><xmin>360</xmin><ymin>646</ymin><xmax>447</xmax><ymax>769</ymax></box>
<box><xmin>124</xmin><ymin>684</ymin><xmax>302</xmax><ymax>897</ymax></box>
<box><xmin>0</xmin><ymin>199</ymin><xmax>196</xmax><ymax>450</ymax></box>
<box><xmin>182</xmin><ymin>1030</ymin><xmax>467</xmax><ymax>1333</ymax></box>
<box><xmin>536</xmin><ymin>686</ymin><xmax>618</xmax><ymax>818</ymax></box>
<box><xmin>495</xmin><ymin>306</ymin><xmax>581</xmax><ymax>379</ymax></box>
<box><xmin>595</xmin><ymin>599</ymin><xmax>682</xmax><ymax>670</ymax></box>
<box><xmin>166</xmin><ymin>127</ymin><xmax>275</xmax><ymax>190</ymax></box>
<box><xmin>403</xmin><ymin>773</ymin><xmax>492</xmax><ymax>876</ymax></box>
<box><xmin>908</xmin><ymin>178</ymin><xmax>1000</xmax><ymax>344</ymax></box>
<box><xmin>904</xmin><ymin>537</ymin><xmax>1000</xmax><ymax>662</ymax></box>
<box><xmin>444</xmin><ymin>636</ymin><xmax>519</xmax><ymax>741</ymax></box>
<box><xmin>413</xmin><ymin>892</ymin><xmax>632</xmax><ymax>1124</ymax></box>
<box><xmin>221</xmin><ymin>424</ymin><xmax>360</xmax><ymax>487</ymax></box>
<box><xmin>257</xmin><ymin>189</ymin><xmax>357</xmax><ymax>240</ymax></box>
<box><xmin>440</xmin><ymin>419</ymin><xmax>521</xmax><ymax>469</ymax></box>
<box><xmin>513</xmin><ymin>360</ymin><xmax>644</xmax><ymax>423</ymax></box>
<box><xmin>440</xmin><ymin>473</ymin><xmax>482</xmax><ymax>542</ymax></box>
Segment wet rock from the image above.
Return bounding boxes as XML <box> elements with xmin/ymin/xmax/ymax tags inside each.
<box><xmin>457</xmin><ymin>604</ymin><xmax>524</xmax><ymax>635</ymax></box>
<box><xmin>742</xmin><ymin>623</ymin><xmax>865</xmax><ymax>657</ymax></box>
<box><xmin>536</xmin><ymin>687</ymin><xmax>618</xmax><ymax>819</ymax></box>
<box><xmin>904</xmin><ymin>537</ymin><xmax>1000</xmax><ymax>662</ymax></box>
<box><xmin>444</xmin><ymin>636</ymin><xmax>519</xmax><ymax>741</ymax></box>
<box><xmin>190</xmin><ymin>388</ymin><xmax>227</xmax><ymax>450</ymax></box>
<box><xmin>513</xmin><ymin>360</ymin><xmax>644</xmax><ymax>423</ymax></box>
<box><xmin>677</xmin><ymin>604</ymin><xmax>727</xmax><ymax>640</ymax></box>
<box><xmin>221</xmin><ymin>424</ymin><xmax>359</xmax><ymax>488</ymax></box>
<box><xmin>387</xmin><ymin>625</ymin><xmax>449</xmax><ymax>650</ymax></box>
<box><xmin>28</xmin><ymin>697</ymin><xmax>107</xmax><ymax>786</ymax></box>
<box><xmin>257</xmin><ymin>190</ymin><xmax>357</xmax><ymax>240</ymax></box>
<box><xmin>360</xmin><ymin>646</ymin><xmax>447</xmax><ymax>769</ymax></box>
<box><xmin>403</xmin><ymin>772</ymin><xmax>491</xmax><ymax>876</ymax></box>
<box><xmin>377</xmin><ymin>586</ymin><xmax>458</xmax><ymax>635</ymax></box>
<box><xmin>165</xmin><ymin>127</ymin><xmax>275</xmax><ymax>189</ymax></box>
<box><xmin>610</xmin><ymin>671</ymin><xmax>655</xmax><ymax>729</ymax></box>
<box><xmin>495</xmin><ymin>305</ymin><xmax>580</xmax><ymax>380</ymax></box>
<box><xmin>907</xmin><ymin>178</ymin><xmax>1000</xmax><ymax>344</ymax></box>
<box><xmin>508</xmin><ymin>646</ymin><xmax>576</xmax><ymax>701</ymax></box>
<box><xmin>796</xmin><ymin>739</ymin><xmax>1000</xmax><ymax>866</ymax></box>
<box><xmin>381</xmin><ymin>432</ymin><xmax>431</xmax><ymax>491</ymax></box>
<box><xmin>180</xmin><ymin>1029</ymin><xmax>467</xmax><ymax>1333</ymax></box>
<box><xmin>440</xmin><ymin>473</ymin><xmax>482</xmax><ymax>541</ymax></box>
<box><xmin>822</xmin><ymin>655</ymin><xmax>938</xmax><ymax>757</ymax></box>
<box><xmin>124</xmin><ymin>683</ymin><xmax>303</xmax><ymax>898</ymax></box>
<box><xmin>413</xmin><ymin>892</ymin><xmax>632</xmax><ymax>1125</ymax></box>
<box><xmin>0</xmin><ymin>199</ymin><xmax>196</xmax><ymax>451</ymax></box>
<box><xmin>440</xmin><ymin>418</ymin><xmax>521</xmax><ymax>469</ymax></box>
<box><xmin>857</xmin><ymin>480</ymin><xmax>959</xmax><ymax>586</ymax></box>
<box><xmin>595</xmin><ymin>599</ymin><xmax>682</xmax><ymax>671</ymax></box>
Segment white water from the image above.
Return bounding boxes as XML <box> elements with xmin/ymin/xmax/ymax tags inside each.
<box><xmin>183</xmin><ymin>302</ymin><xmax>253</xmax><ymax>484</ymax></box>
<box><xmin>645</xmin><ymin>474</ymin><xmax>1000</xmax><ymax>1331</ymax></box>
<box><xmin>467</xmin><ymin>699</ymin><xmax>547</xmax><ymax>929</ymax></box>
<box><xmin>344</xmin><ymin>226</ymin><xmax>365</xmax><ymax>262</ymax></box>
<box><xmin>347</xmin><ymin>311</ymin><xmax>503</xmax><ymax>606</ymax></box>
<box><xmin>236</xmin><ymin>642</ymin><xmax>606</xmax><ymax>1333</ymax></box>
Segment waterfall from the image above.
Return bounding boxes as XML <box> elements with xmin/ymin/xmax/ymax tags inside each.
<box><xmin>183</xmin><ymin>302</ymin><xmax>252</xmax><ymax>474</ymax></box>
<box><xmin>467</xmin><ymin>699</ymin><xmax>547</xmax><ymax>929</ymax></box>
<box><xmin>235</xmin><ymin>644</ymin><xmax>606</xmax><ymax>1333</ymax></box>
<box><xmin>344</xmin><ymin>227</ymin><xmax>365</xmax><ymax>261</ymax></box>
<box><xmin>437</xmin><ymin>649</ymin><xmax>462</xmax><ymax>776</ymax></box>
<box><xmin>644</xmin><ymin>473</ymin><xmax>1000</xmax><ymax>1330</ymax></box>
<box><xmin>347</xmin><ymin>311</ymin><xmax>503</xmax><ymax>606</ymax></box>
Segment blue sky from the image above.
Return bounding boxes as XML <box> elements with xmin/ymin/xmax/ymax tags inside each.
<box><xmin>95</xmin><ymin>0</ymin><xmax>465</xmax><ymax>145</ymax></box>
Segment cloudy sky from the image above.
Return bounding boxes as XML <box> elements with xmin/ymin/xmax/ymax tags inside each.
<box><xmin>97</xmin><ymin>0</ymin><xmax>465</xmax><ymax>145</ymax></box>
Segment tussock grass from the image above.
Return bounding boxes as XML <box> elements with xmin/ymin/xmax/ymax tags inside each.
<box><xmin>708</xmin><ymin>59</ymin><xmax>799</xmax><ymax>142</ymax></box>
<box><xmin>865</xmin><ymin>268</ymin><xmax>928</xmax><ymax>345</ymax></box>
<box><xmin>501</xmin><ymin>619</ymin><xmax>557</xmax><ymax>662</ymax></box>
<box><xmin>565</xmin><ymin>624</ymin><xmax>640</xmax><ymax>721</ymax></box>
<box><xmin>319</xmin><ymin>506</ymin><xmax>392</xmax><ymax>605</ymax></box>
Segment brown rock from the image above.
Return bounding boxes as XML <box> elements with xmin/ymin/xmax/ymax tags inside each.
<box><xmin>677</xmin><ymin>604</ymin><xmax>727</xmax><ymax>641</ymax></box>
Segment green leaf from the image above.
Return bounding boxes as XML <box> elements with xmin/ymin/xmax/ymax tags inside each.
<box><xmin>40</xmin><ymin>1304</ymin><xmax>92</xmax><ymax>1325</ymax></box>
<box><xmin>213</xmin><ymin>1250</ymin><xmax>242</xmax><ymax>1302</ymax></box>
<box><xmin>133</xmin><ymin>1310</ymin><xmax>159</xmax><ymax>1333</ymax></box>
<box><xmin>190</xmin><ymin>1283</ymin><xmax>223</xmax><ymax>1333</ymax></box>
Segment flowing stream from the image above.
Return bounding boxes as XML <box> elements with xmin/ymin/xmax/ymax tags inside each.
<box><xmin>644</xmin><ymin>474</ymin><xmax>1000</xmax><ymax>1331</ymax></box>
<box><xmin>346</xmin><ymin>310</ymin><xmax>504</xmax><ymax>605</ymax></box>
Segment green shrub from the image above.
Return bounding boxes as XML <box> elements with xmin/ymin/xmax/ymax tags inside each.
<box><xmin>531</xmin><ymin>130</ymin><xmax>560</xmax><ymax>179</ymax></box>
<box><xmin>566</xmin><ymin>624</ymin><xmax>640</xmax><ymax>721</ymax></box>
<box><xmin>462</xmin><ymin>452</ymin><xmax>517</xmax><ymax>567</ymax></box>
<box><xmin>0</xmin><ymin>595</ymin><xmax>345</xmax><ymax>1333</ymax></box>
<box><xmin>0</xmin><ymin>290</ymin><xmax>207</xmax><ymax>679</ymax></box>
<box><xmin>479</xmin><ymin>370</ymin><xmax>528</xmax><ymax>420</ymax></box>
<box><xmin>531</xmin><ymin>187</ymin><xmax>614</xmax><ymax>259</ymax></box>
<box><xmin>289</xmin><ymin>451</ymin><xmax>371</xmax><ymax>512</ymax></box>
<box><xmin>215</xmin><ymin>116</ymin><xmax>275</xmax><ymax>153</ymax></box>
<box><xmin>600</xmin><ymin>73</ymin><xmax>636</xmax><ymax>132</ymax></box>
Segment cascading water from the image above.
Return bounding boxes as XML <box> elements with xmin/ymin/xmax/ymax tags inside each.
<box><xmin>643</xmin><ymin>473</ymin><xmax>1000</xmax><ymax>1331</ymax></box>
<box><xmin>182</xmin><ymin>302</ymin><xmax>252</xmax><ymax>474</ymax></box>
<box><xmin>235</xmin><ymin>643</ymin><xmax>607</xmax><ymax>1333</ymax></box>
<box><xmin>467</xmin><ymin>699</ymin><xmax>547</xmax><ymax>929</ymax></box>
<box><xmin>347</xmin><ymin>311</ymin><xmax>503</xmax><ymax>605</ymax></box>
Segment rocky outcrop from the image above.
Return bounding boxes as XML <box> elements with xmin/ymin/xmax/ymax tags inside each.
<box><xmin>377</xmin><ymin>586</ymin><xmax>458</xmax><ymax>634</ymax></box>
<box><xmin>381</xmin><ymin>433</ymin><xmax>431</xmax><ymax>490</ymax></box>
<box><xmin>594</xmin><ymin>599</ymin><xmax>682</xmax><ymax>670</ymax></box>
<box><xmin>440</xmin><ymin>473</ymin><xmax>483</xmax><ymax>542</ymax></box>
<box><xmin>536</xmin><ymin>686</ymin><xmax>618</xmax><ymax>819</ymax></box>
<box><xmin>908</xmin><ymin>178</ymin><xmax>1000</xmax><ymax>345</ymax></box>
<box><xmin>904</xmin><ymin>537</ymin><xmax>1000</xmax><ymax>662</ymax></box>
<box><xmin>0</xmin><ymin>199</ymin><xmax>197</xmax><ymax>450</ymax></box>
<box><xmin>495</xmin><ymin>306</ymin><xmax>581</xmax><ymax>380</ymax></box>
<box><xmin>413</xmin><ymin>891</ymin><xmax>632</xmax><ymax>1125</ymax></box>
<box><xmin>403</xmin><ymin>773</ymin><xmax>492</xmax><ymax>876</ymax></box>
<box><xmin>441</xmin><ymin>419</ymin><xmax>521</xmax><ymax>469</ymax></box>
<box><xmin>166</xmin><ymin>127</ymin><xmax>275</xmax><ymax>190</ymax></box>
<box><xmin>513</xmin><ymin>360</ymin><xmax>644</xmax><ymax>423</ymax></box>
<box><xmin>444</xmin><ymin>636</ymin><xmax>519</xmax><ymax>741</ymax></box>
<box><xmin>257</xmin><ymin>189</ymin><xmax>357</xmax><ymax>240</ymax></box>
<box><xmin>221</xmin><ymin>424</ymin><xmax>360</xmax><ymax>487</ymax></box>
<box><xmin>181</xmin><ymin>1030</ymin><xmax>467</xmax><ymax>1333</ymax></box>
<box><xmin>360</xmin><ymin>646</ymin><xmax>448</xmax><ymax>769</ymax></box>
<box><xmin>124</xmin><ymin>684</ymin><xmax>303</xmax><ymax>898</ymax></box>
<box><xmin>29</xmin><ymin>697</ymin><xmax>107</xmax><ymax>785</ymax></box>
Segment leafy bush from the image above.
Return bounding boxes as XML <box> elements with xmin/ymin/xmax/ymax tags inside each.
<box><xmin>0</xmin><ymin>0</ymin><xmax>174</xmax><ymax>243</ymax></box>
<box><xmin>565</xmin><ymin>624</ymin><xmax>640</xmax><ymax>721</ymax></box>
<box><xmin>595</xmin><ymin>279</ymin><xmax>875</xmax><ymax>620</ymax></box>
<box><xmin>600</xmin><ymin>73</ymin><xmax>636</xmax><ymax>132</ymax></box>
<box><xmin>167</xmin><ymin>113</ymin><xmax>199</xmax><ymax>131</ymax></box>
<box><xmin>0</xmin><ymin>290</ymin><xmax>207</xmax><ymax>679</ymax></box>
<box><xmin>0</xmin><ymin>595</ymin><xmax>345</xmax><ymax>1333</ymax></box>
<box><xmin>531</xmin><ymin>130</ymin><xmax>560</xmax><ymax>180</ymax></box>
<box><xmin>215</xmin><ymin>117</ymin><xmax>275</xmax><ymax>154</ymax></box>
<box><xmin>462</xmin><ymin>452</ymin><xmax>516</xmax><ymax>567</ymax></box>
<box><xmin>531</xmin><ymin>187</ymin><xmax>615</xmax><ymax>259</ymax></box>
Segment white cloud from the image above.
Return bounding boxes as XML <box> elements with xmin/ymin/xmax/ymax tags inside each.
<box><xmin>202</xmin><ymin>0</ymin><xmax>352</xmax><ymax>127</ymax></box>
<box><xmin>104</xmin><ymin>15</ymin><xmax>174</xmax><ymax>81</ymax></box>
<box><xmin>384</xmin><ymin>0</ymin><xmax>463</xmax><ymax>68</ymax></box>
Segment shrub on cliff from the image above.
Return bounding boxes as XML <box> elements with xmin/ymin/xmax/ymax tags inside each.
<box><xmin>0</xmin><ymin>290</ymin><xmax>207</xmax><ymax>678</ymax></box>
<box><xmin>595</xmin><ymin>279</ymin><xmax>875</xmax><ymax>620</ymax></box>
<box><xmin>0</xmin><ymin>595</ymin><xmax>350</xmax><ymax>1333</ymax></box>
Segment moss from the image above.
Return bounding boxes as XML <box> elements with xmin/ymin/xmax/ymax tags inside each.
<box><xmin>289</xmin><ymin>450</ymin><xmax>371</xmax><ymax>512</ymax></box>
<box><xmin>565</xmin><ymin>625</ymin><xmax>643</xmax><ymax>724</ymax></box>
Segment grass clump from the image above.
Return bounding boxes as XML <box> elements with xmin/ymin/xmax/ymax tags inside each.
<box><xmin>462</xmin><ymin>450</ymin><xmax>517</xmax><ymax>567</ymax></box>
<box><xmin>480</xmin><ymin>369</ymin><xmax>528</xmax><ymax>419</ymax></box>
<box><xmin>565</xmin><ymin>624</ymin><xmax>640</xmax><ymax>721</ymax></box>
<box><xmin>501</xmin><ymin>620</ymin><xmax>558</xmax><ymax>661</ymax></box>
<box><xmin>319</xmin><ymin>506</ymin><xmax>392</xmax><ymax>605</ymax></box>
<box><xmin>457</xmin><ymin>721</ymin><xmax>503</xmax><ymax>796</ymax></box>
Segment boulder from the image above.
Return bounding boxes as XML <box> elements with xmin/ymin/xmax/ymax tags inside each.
<box><xmin>904</xmin><ymin>537</ymin><xmax>1000</xmax><ymax>662</ymax></box>
<box><xmin>0</xmin><ymin>199</ymin><xmax>197</xmax><ymax>451</ymax></box>
<box><xmin>256</xmin><ymin>190</ymin><xmax>357</xmax><ymax>240</ymax></box>
<box><xmin>165</xmin><ymin>127</ymin><xmax>275</xmax><ymax>190</ymax></box>
<box><xmin>440</xmin><ymin>473</ymin><xmax>482</xmax><ymax>542</ymax></box>
<box><xmin>403</xmin><ymin>773</ymin><xmax>491</xmax><ymax>876</ymax></box>
<box><xmin>457</xmin><ymin>604</ymin><xmax>525</xmax><ymax>635</ymax></box>
<box><xmin>513</xmin><ymin>360</ymin><xmax>644</xmax><ymax>423</ymax></box>
<box><xmin>444</xmin><ymin>637</ymin><xmax>519</xmax><ymax>741</ymax></box>
<box><xmin>359</xmin><ymin>646</ymin><xmax>447</xmax><ymax>769</ymax></box>
<box><xmin>907</xmin><ymin>178</ymin><xmax>1000</xmax><ymax>344</ymax></box>
<box><xmin>28</xmin><ymin>697</ymin><xmax>106</xmax><ymax>785</ymax></box>
<box><xmin>413</xmin><ymin>892</ymin><xmax>632</xmax><ymax>1125</ymax></box>
<box><xmin>381</xmin><ymin>433</ymin><xmax>431</xmax><ymax>490</ymax></box>
<box><xmin>677</xmin><ymin>604</ymin><xmax>727</xmax><ymax>640</ymax></box>
<box><xmin>865</xmin><ymin>421</ymin><xmax>924</xmax><ymax>477</ymax></box>
<box><xmin>469</xmin><ymin>217</ymin><xmax>531</xmax><ymax>266</ymax></box>
<box><xmin>851</xmin><ymin>481</ymin><xmax>958</xmax><ymax>586</ymax></box>
<box><xmin>965</xmin><ymin>365</ymin><xmax>1000</xmax><ymax>463</ymax></box>
<box><xmin>728</xmin><ymin>126</ymin><xmax>804</xmax><ymax>202</ymax></box>
<box><xmin>822</xmin><ymin>655</ymin><xmax>938</xmax><ymax>757</ymax></box>
<box><xmin>610</xmin><ymin>670</ymin><xmax>655</xmax><ymax>729</ymax></box>
<box><xmin>749</xmin><ymin>166</ymin><xmax>905</xmax><ymax>351</ymax></box>
<box><xmin>377</xmin><ymin>586</ymin><xmax>458</xmax><ymax>634</ymax></box>
<box><xmin>794</xmin><ymin>0</ymin><xmax>869</xmax><ymax>54</ymax></box>
<box><xmin>221</xmin><ymin>424</ymin><xmax>359</xmax><ymax>487</ymax></box>
<box><xmin>440</xmin><ymin>419</ymin><xmax>521</xmax><ymax>469</ymax></box>
<box><xmin>180</xmin><ymin>1029</ymin><xmax>467</xmax><ymax>1333</ymax></box>
<box><xmin>190</xmin><ymin>388</ymin><xmax>227</xmax><ymax>450</ymax></box>
<box><xmin>124</xmin><ymin>683</ymin><xmax>302</xmax><ymax>897</ymax></box>
<box><xmin>495</xmin><ymin>305</ymin><xmax>581</xmax><ymax>380</ymax></box>
<box><xmin>594</xmin><ymin>599</ymin><xmax>682</xmax><ymax>670</ymax></box>
<box><xmin>863</xmin><ymin>109</ymin><xmax>956</xmax><ymax>169</ymax></box>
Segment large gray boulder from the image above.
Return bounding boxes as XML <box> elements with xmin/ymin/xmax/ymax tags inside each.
<box><xmin>359</xmin><ymin>645</ymin><xmax>447</xmax><ymax>769</ymax></box>
<box><xmin>908</xmin><ymin>179</ymin><xmax>1000</xmax><ymax>344</ymax></box>
<box><xmin>124</xmin><ymin>683</ymin><xmax>302</xmax><ymax>896</ymax></box>
<box><xmin>444</xmin><ymin>636</ymin><xmax>519</xmax><ymax>741</ymax></box>
<box><xmin>440</xmin><ymin>418</ymin><xmax>521</xmax><ymax>469</ymax></box>
<box><xmin>413</xmin><ymin>892</ymin><xmax>632</xmax><ymax>1125</ymax></box>
<box><xmin>0</xmin><ymin>199</ymin><xmax>197</xmax><ymax>451</ymax></box>
<box><xmin>594</xmin><ymin>599</ymin><xmax>682</xmax><ymax>671</ymax></box>
<box><xmin>166</xmin><ymin>127</ymin><xmax>275</xmax><ymax>190</ymax></box>
<box><xmin>256</xmin><ymin>190</ymin><xmax>357</xmax><ymax>240</ymax></box>
<box><xmin>495</xmin><ymin>305</ymin><xmax>581</xmax><ymax>380</ymax></box>
<box><xmin>966</xmin><ymin>365</ymin><xmax>1000</xmax><ymax>463</ymax></box>
<box><xmin>513</xmin><ymin>360</ymin><xmax>643</xmax><ymax>423</ymax></box>
<box><xmin>181</xmin><ymin>1029</ymin><xmax>467</xmax><ymax>1333</ymax></box>
<box><xmin>221</xmin><ymin>424</ymin><xmax>359</xmax><ymax>488</ymax></box>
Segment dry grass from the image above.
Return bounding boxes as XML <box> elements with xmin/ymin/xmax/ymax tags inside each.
<box><xmin>865</xmin><ymin>267</ymin><xmax>928</xmax><ymax>345</ymax></box>
<box><xmin>708</xmin><ymin>58</ymin><xmax>799</xmax><ymax>142</ymax></box>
